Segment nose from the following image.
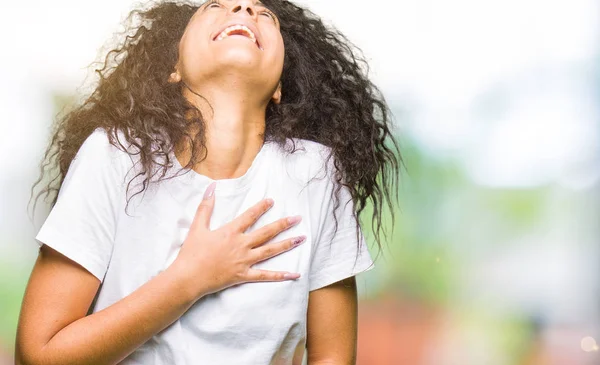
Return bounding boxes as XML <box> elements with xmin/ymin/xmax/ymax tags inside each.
<box><xmin>229</xmin><ymin>0</ymin><xmax>257</xmax><ymax>18</ymax></box>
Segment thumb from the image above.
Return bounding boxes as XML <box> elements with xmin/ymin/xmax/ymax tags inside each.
<box><xmin>194</xmin><ymin>181</ymin><xmax>217</xmax><ymax>230</ymax></box>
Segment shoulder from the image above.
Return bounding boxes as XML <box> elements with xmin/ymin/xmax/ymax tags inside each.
<box><xmin>286</xmin><ymin>137</ymin><xmax>332</xmax><ymax>158</ymax></box>
<box><xmin>79</xmin><ymin>128</ymin><xmax>128</xmax><ymax>156</ymax></box>
<box><xmin>273</xmin><ymin>137</ymin><xmax>334</xmax><ymax>180</ymax></box>
<box><xmin>74</xmin><ymin>128</ymin><xmax>134</xmax><ymax>177</ymax></box>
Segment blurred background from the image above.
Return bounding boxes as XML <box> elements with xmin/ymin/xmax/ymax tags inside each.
<box><xmin>1</xmin><ymin>0</ymin><xmax>598</xmax><ymax>364</ymax></box>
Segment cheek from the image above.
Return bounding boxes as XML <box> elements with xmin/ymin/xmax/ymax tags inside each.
<box><xmin>179</xmin><ymin>31</ymin><xmax>211</xmax><ymax>77</ymax></box>
<box><xmin>279</xmin><ymin>40</ymin><xmax>285</xmax><ymax>64</ymax></box>
<box><xmin>272</xmin><ymin>37</ymin><xmax>285</xmax><ymax>68</ymax></box>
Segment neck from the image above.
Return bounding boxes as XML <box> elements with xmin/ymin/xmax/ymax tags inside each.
<box><xmin>175</xmin><ymin>81</ymin><xmax>268</xmax><ymax>180</ymax></box>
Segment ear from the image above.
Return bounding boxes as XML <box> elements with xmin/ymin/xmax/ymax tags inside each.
<box><xmin>168</xmin><ymin>70</ymin><xmax>182</xmax><ymax>84</ymax></box>
<box><xmin>271</xmin><ymin>82</ymin><xmax>282</xmax><ymax>104</ymax></box>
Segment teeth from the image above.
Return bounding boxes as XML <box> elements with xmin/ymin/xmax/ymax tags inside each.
<box><xmin>215</xmin><ymin>25</ymin><xmax>257</xmax><ymax>45</ymax></box>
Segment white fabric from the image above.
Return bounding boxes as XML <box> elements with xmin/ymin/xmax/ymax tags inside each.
<box><xmin>35</xmin><ymin>128</ymin><xmax>374</xmax><ymax>365</ymax></box>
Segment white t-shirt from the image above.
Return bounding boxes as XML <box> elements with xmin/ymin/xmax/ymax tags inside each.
<box><xmin>35</xmin><ymin>127</ymin><xmax>374</xmax><ymax>365</ymax></box>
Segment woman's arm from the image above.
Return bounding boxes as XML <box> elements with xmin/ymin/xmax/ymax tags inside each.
<box><xmin>306</xmin><ymin>276</ymin><xmax>358</xmax><ymax>365</ymax></box>
<box><xmin>15</xmin><ymin>245</ymin><xmax>198</xmax><ymax>365</ymax></box>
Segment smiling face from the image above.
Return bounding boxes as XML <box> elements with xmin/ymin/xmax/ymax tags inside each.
<box><xmin>172</xmin><ymin>0</ymin><xmax>285</xmax><ymax>103</ymax></box>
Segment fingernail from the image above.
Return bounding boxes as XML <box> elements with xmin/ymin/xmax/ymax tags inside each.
<box><xmin>292</xmin><ymin>235</ymin><xmax>306</xmax><ymax>246</ymax></box>
<box><xmin>266</xmin><ymin>198</ymin><xmax>274</xmax><ymax>207</ymax></box>
<box><xmin>283</xmin><ymin>273</ymin><xmax>301</xmax><ymax>280</ymax></box>
<box><xmin>287</xmin><ymin>215</ymin><xmax>302</xmax><ymax>226</ymax></box>
<box><xmin>203</xmin><ymin>182</ymin><xmax>216</xmax><ymax>200</ymax></box>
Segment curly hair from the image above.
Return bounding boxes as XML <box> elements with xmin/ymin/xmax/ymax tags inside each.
<box><xmin>30</xmin><ymin>0</ymin><xmax>403</xmax><ymax>259</ymax></box>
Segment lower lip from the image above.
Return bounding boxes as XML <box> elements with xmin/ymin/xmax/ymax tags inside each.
<box><xmin>215</xmin><ymin>35</ymin><xmax>262</xmax><ymax>50</ymax></box>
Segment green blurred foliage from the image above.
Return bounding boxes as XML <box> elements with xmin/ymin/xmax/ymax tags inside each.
<box><xmin>0</xmin><ymin>260</ymin><xmax>30</xmax><ymax>353</ymax></box>
<box><xmin>360</xmin><ymin>133</ymin><xmax>464</xmax><ymax>304</ymax></box>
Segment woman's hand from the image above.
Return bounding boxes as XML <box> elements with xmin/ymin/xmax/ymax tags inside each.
<box><xmin>172</xmin><ymin>181</ymin><xmax>306</xmax><ymax>300</ymax></box>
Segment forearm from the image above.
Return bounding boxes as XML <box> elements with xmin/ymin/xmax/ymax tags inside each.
<box><xmin>24</xmin><ymin>263</ymin><xmax>197</xmax><ymax>365</ymax></box>
<box><xmin>308</xmin><ymin>355</ymin><xmax>355</xmax><ymax>365</ymax></box>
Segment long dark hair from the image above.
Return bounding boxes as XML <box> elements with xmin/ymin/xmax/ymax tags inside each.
<box><xmin>30</xmin><ymin>0</ymin><xmax>403</xmax><ymax>259</ymax></box>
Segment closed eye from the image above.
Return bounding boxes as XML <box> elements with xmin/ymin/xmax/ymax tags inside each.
<box><xmin>259</xmin><ymin>8</ymin><xmax>278</xmax><ymax>24</ymax></box>
<box><xmin>260</xmin><ymin>10</ymin><xmax>273</xmax><ymax>19</ymax></box>
<box><xmin>205</xmin><ymin>0</ymin><xmax>221</xmax><ymax>8</ymax></box>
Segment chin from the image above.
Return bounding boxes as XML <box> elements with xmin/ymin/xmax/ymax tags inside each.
<box><xmin>214</xmin><ymin>50</ymin><xmax>263</xmax><ymax>70</ymax></box>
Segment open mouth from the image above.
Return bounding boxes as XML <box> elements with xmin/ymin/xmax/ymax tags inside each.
<box><xmin>214</xmin><ymin>25</ymin><xmax>262</xmax><ymax>50</ymax></box>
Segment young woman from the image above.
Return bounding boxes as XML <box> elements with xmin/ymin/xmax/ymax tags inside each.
<box><xmin>16</xmin><ymin>0</ymin><xmax>401</xmax><ymax>364</ymax></box>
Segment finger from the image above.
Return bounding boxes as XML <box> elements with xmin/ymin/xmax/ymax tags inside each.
<box><xmin>245</xmin><ymin>269</ymin><xmax>301</xmax><ymax>282</ymax></box>
<box><xmin>229</xmin><ymin>198</ymin><xmax>274</xmax><ymax>233</ymax></box>
<box><xmin>192</xmin><ymin>181</ymin><xmax>217</xmax><ymax>231</ymax></box>
<box><xmin>246</xmin><ymin>215</ymin><xmax>302</xmax><ymax>248</ymax></box>
<box><xmin>252</xmin><ymin>235</ymin><xmax>306</xmax><ymax>263</ymax></box>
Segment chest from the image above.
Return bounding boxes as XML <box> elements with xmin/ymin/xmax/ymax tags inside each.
<box><xmin>102</xmin><ymin>176</ymin><xmax>317</xmax><ymax>320</ymax></box>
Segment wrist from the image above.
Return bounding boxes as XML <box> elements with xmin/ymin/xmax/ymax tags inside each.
<box><xmin>165</xmin><ymin>259</ymin><xmax>207</xmax><ymax>304</ymax></box>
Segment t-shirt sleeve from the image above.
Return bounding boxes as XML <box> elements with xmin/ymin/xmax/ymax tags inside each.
<box><xmin>308</xmin><ymin>153</ymin><xmax>375</xmax><ymax>292</ymax></box>
<box><xmin>35</xmin><ymin>129</ymin><xmax>127</xmax><ymax>282</ymax></box>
